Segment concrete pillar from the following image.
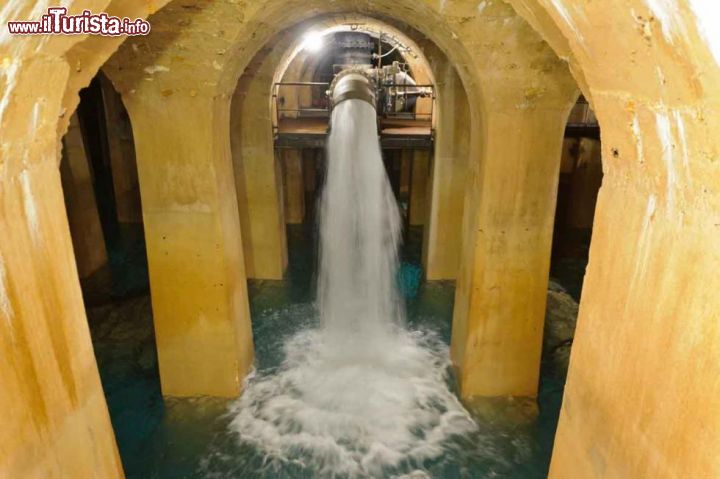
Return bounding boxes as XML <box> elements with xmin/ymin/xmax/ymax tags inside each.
<box><xmin>566</xmin><ymin>137</ymin><xmax>602</xmax><ymax>229</ymax></box>
<box><xmin>559</xmin><ymin>138</ymin><xmax>579</xmax><ymax>175</ymax></box>
<box><xmin>1</xmin><ymin>160</ymin><xmax>124</xmax><ymax>478</ymax></box>
<box><xmin>100</xmin><ymin>74</ymin><xmax>142</xmax><ymax>224</ymax></box>
<box><xmin>451</xmin><ymin>103</ymin><xmax>574</xmax><ymax>400</ymax></box>
<box><xmin>303</xmin><ymin>149</ymin><xmax>318</xmax><ymax>194</ymax></box>
<box><xmin>409</xmin><ymin>150</ymin><xmax>430</xmax><ymax>226</ymax></box>
<box><xmin>422</xmin><ymin>60</ymin><xmax>470</xmax><ymax>280</ymax></box>
<box><xmin>0</xmin><ymin>55</ymin><xmax>122</xmax><ymax>476</ymax></box>
<box><xmin>488</xmin><ymin>1</ymin><xmax>720</xmax><ymax>475</ymax></box>
<box><xmin>282</xmin><ymin>149</ymin><xmax>306</xmax><ymax>224</ymax></box>
<box><xmin>399</xmin><ymin>150</ymin><xmax>412</xmax><ymax>198</ymax></box>
<box><xmin>231</xmin><ymin>49</ymin><xmax>288</xmax><ymax>280</ymax></box>
<box><xmin>550</xmin><ymin>102</ymin><xmax>720</xmax><ymax>479</ymax></box>
<box><xmin>553</xmin><ymin>138</ymin><xmax>579</xmax><ymax>241</ymax></box>
<box><xmin>124</xmin><ymin>94</ymin><xmax>254</xmax><ymax>397</ymax></box>
<box><xmin>59</xmin><ymin>114</ymin><xmax>108</xmax><ymax>278</ymax></box>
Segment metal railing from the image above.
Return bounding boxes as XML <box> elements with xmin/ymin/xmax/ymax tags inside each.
<box><xmin>272</xmin><ymin>81</ymin><xmax>436</xmax><ymax>135</ymax></box>
<box><xmin>379</xmin><ymin>83</ymin><xmax>435</xmax><ymax>123</ymax></box>
<box><xmin>272</xmin><ymin>82</ymin><xmax>330</xmax><ymax>135</ymax></box>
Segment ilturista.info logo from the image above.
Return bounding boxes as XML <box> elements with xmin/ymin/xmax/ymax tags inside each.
<box><xmin>7</xmin><ymin>7</ymin><xmax>151</xmax><ymax>36</ymax></box>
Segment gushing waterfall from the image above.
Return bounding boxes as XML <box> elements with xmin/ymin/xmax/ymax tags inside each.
<box><xmin>318</xmin><ymin>99</ymin><xmax>402</xmax><ymax>340</ymax></box>
<box><xmin>225</xmin><ymin>99</ymin><xmax>476</xmax><ymax>477</ymax></box>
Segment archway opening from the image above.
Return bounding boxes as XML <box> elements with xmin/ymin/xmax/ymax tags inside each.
<box><xmin>539</xmin><ymin>96</ymin><xmax>602</xmax><ymax>451</ymax></box>
<box><xmin>229</xmin><ymin>17</ymin><xmax>448</xmax><ymax>288</ymax></box>
<box><xmin>551</xmin><ymin>96</ymin><xmax>601</xmax><ymax>300</ymax></box>
<box><xmin>58</xmin><ymin>69</ymin><xmax>161</xmax><ymax>470</ymax></box>
<box><xmin>270</xmin><ymin>22</ymin><xmax>440</xmax><ymax>285</ymax></box>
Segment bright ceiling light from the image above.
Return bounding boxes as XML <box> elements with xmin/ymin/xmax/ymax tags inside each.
<box><xmin>302</xmin><ymin>31</ymin><xmax>324</xmax><ymax>52</ymax></box>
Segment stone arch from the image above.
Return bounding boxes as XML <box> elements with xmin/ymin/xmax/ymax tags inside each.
<box><xmin>270</xmin><ymin>17</ymin><xmax>438</xmax><ymax>106</ymax></box>
<box><xmin>267</xmin><ymin>18</ymin><xmax>471</xmax><ymax>282</ymax></box>
<box><xmin>228</xmin><ymin>15</ymin><xmax>444</xmax><ymax>283</ymax></box>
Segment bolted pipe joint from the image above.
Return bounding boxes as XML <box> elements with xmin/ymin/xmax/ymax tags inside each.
<box><xmin>328</xmin><ymin>69</ymin><xmax>377</xmax><ymax>110</ymax></box>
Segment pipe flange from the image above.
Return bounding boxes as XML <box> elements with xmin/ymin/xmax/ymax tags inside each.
<box><xmin>328</xmin><ymin>68</ymin><xmax>377</xmax><ymax>109</ymax></box>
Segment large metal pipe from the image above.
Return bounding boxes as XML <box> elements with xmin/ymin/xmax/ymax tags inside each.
<box><xmin>329</xmin><ymin>70</ymin><xmax>376</xmax><ymax>110</ymax></box>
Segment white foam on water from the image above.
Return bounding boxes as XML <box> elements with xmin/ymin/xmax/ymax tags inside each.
<box><xmin>226</xmin><ymin>99</ymin><xmax>476</xmax><ymax>477</ymax></box>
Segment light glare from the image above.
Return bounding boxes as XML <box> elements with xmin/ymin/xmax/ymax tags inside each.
<box><xmin>302</xmin><ymin>31</ymin><xmax>323</xmax><ymax>52</ymax></box>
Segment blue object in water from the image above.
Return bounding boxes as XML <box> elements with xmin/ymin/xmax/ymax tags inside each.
<box><xmin>398</xmin><ymin>262</ymin><xmax>423</xmax><ymax>298</ymax></box>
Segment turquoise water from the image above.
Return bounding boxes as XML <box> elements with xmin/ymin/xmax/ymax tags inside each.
<box><xmin>87</xmin><ymin>224</ymin><xmax>568</xmax><ymax>478</ymax></box>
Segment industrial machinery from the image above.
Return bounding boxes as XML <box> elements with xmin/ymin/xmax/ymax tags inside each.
<box><xmin>273</xmin><ymin>30</ymin><xmax>435</xmax><ymax>149</ymax></box>
<box><xmin>327</xmin><ymin>32</ymin><xmax>431</xmax><ymax>117</ymax></box>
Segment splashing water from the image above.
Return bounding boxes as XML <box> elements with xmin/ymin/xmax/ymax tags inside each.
<box><xmin>225</xmin><ymin>99</ymin><xmax>477</xmax><ymax>477</ymax></box>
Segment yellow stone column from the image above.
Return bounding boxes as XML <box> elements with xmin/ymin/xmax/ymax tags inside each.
<box><xmin>282</xmin><ymin>149</ymin><xmax>306</xmax><ymax>224</ymax></box>
<box><xmin>452</xmin><ymin>102</ymin><xmax>575</xmax><ymax>400</ymax></box>
<box><xmin>409</xmin><ymin>150</ymin><xmax>430</xmax><ymax>226</ymax></box>
<box><xmin>1</xmin><ymin>161</ymin><xmax>124</xmax><ymax>479</ymax></box>
<box><xmin>230</xmin><ymin>51</ymin><xmax>288</xmax><ymax>280</ymax></box>
<box><xmin>303</xmin><ymin>149</ymin><xmax>318</xmax><ymax>195</ymax></box>
<box><xmin>100</xmin><ymin>74</ymin><xmax>142</xmax><ymax>224</ymax></box>
<box><xmin>422</xmin><ymin>61</ymin><xmax>470</xmax><ymax>279</ymax></box>
<box><xmin>559</xmin><ymin>138</ymin><xmax>579</xmax><ymax>176</ymax></box>
<box><xmin>59</xmin><ymin>114</ymin><xmax>108</xmax><ymax>279</ymax></box>
<box><xmin>0</xmin><ymin>51</ymin><xmax>123</xmax><ymax>477</ymax></box>
<box><xmin>124</xmin><ymin>93</ymin><xmax>254</xmax><ymax>397</ymax></box>
<box><xmin>566</xmin><ymin>137</ymin><xmax>602</xmax><ymax>229</ymax></box>
<box><xmin>399</xmin><ymin>150</ymin><xmax>412</xmax><ymax>198</ymax></box>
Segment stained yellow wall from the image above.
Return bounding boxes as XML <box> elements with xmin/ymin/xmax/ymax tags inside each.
<box><xmin>113</xmin><ymin>90</ymin><xmax>254</xmax><ymax>398</ymax></box>
<box><xmin>100</xmin><ymin>74</ymin><xmax>142</xmax><ymax>224</ymax></box>
<box><xmin>422</xmin><ymin>46</ymin><xmax>470</xmax><ymax>280</ymax></box>
<box><xmin>566</xmin><ymin>137</ymin><xmax>602</xmax><ymax>229</ymax></box>
<box><xmin>400</xmin><ymin>151</ymin><xmax>412</xmax><ymax>198</ymax></box>
<box><xmin>103</xmin><ymin>25</ymin><xmax>258</xmax><ymax>396</ymax></box>
<box><xmin>231</xmin><ymin>44</ymin><xmax>289</xmax><ymax>280</ymax></box>
<box><xmin>282</xmin><ymin>149</ymin><xmax>306</xmax><ymax>224</ymax></box>
<box><xmin>452</xmin><ymin>103</ymin><xmax>576</xmax><ymax>398</ymax></box>
<box><xmin>303</xmin><ymin>150</ymin><xmax>319</xmax><ymax>194</ymax></box>
<box><xmin>0</xmin><ymin>2</ymin><xmax>138</xmax><ymax>474</ymax></box>
<box><xmin>59</xmin><ymin>114</ymin><xmax>108</xmax><ymax>279</ymax></box>
<box><xmin>409</xmin><ymin>150</ymin><xmax>430</xmax><ymax>226</ymax></box>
